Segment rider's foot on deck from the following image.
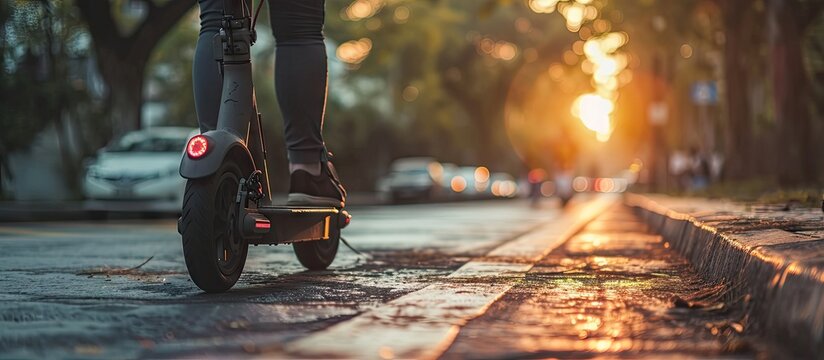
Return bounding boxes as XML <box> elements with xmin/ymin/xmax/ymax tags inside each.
<box><xmin>287</xmin><ymin>161</ymin><xmax>346</xmax><ymax>208</ymax></box>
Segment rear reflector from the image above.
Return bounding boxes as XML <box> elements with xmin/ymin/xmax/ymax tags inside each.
<box><xmin>186</xmin><ymin>135</ymin><xmax>209</xmax><ymax>158</ymax></box>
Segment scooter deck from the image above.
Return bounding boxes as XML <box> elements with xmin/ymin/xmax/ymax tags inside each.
<box><xmin>242</xmin><ymin>206</ymin><xmax>349</xmax><ymax>245</ymax></box>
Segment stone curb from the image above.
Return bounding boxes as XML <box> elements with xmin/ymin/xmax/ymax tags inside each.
<box><xmin>625</xmin><ymin>193</ymin><xmax>824</xmax><ymax>358</ymax></box>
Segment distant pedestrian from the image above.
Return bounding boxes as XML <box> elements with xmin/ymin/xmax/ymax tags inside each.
<box><xmin>689</xmin><ymin>147</ymin><xmax>710</xmax><ymax>190</ymax></box>
<box><xmin>669</xmin><ymin>150</ymin><xmax>691</xmax><ymax>190</ymax></box>
<box><xmin>527</xmin><ymin>168</ymin><xmax>546</xmax><ymax>208</ymax></box>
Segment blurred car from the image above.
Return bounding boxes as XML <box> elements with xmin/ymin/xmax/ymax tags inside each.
<box><xmin>384</xmin><ymin>157</ymin><xmax>442</xmax><ymax>202</ymax></box>
<box><xmin>437</xmin><ymin>162</ymin><xmax>461</xmax><ymax>199</ymax></box>
<box><xmin>451</xmin><ymin>166</ymin><xmax>481</xmax><ymax>198</ymax></box>
<box><xmin>83</xmin><ymin>127</ymin><xmax>197</xmax><ymax>203</ymax></box>
<box><xmin>490</xmin><ymin>172</ymin><xmax>518</xmax><ymax>198</ymax></box>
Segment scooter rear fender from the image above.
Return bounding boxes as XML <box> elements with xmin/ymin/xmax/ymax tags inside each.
<box><xmin>179</xmin><ymin>129</ymin><xmax>254</xmax><ymax>180</ymax></box>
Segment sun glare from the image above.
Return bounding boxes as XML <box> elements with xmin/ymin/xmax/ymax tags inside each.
<box><xmin>572</xmin><ymin>93</ymin><xmax>614</xmax><ymax>141</ymax></box>
<box><xmin>526</xmin><ymin>1</ymin><xmax>630</xmax><ymax>143</ymax></box>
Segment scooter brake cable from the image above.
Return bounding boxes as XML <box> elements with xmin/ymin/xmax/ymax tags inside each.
<box><xmin>340</xmin><ymin>237</ymin><xmax>372</xmax><ymax>260</ymax></box>
<box><xmin>251</xmin><ymin>0</ymin><xmax>265</xmax><ymax>30</ymax></box>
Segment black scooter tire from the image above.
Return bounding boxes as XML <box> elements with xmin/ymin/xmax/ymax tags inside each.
<box><xmin>293</xmin><ymin>233</ymin><xmax>339</xmax><ymax>270</ymax></box>
<box><xmin>180</xmin><ymin>161</ymin><xmax>248</xmax><ymax>292</ymax></box>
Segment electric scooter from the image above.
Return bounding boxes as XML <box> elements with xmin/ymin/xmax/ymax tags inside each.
<box><xmin>177</xmin><ymin>0</ymin><xmax>350</xmax><ymax>293</ymax></box>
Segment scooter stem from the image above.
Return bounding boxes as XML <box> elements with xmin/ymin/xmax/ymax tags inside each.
<box><xmin>216</xmin><ymin>15</ymin><xmax>255</xmax><ymax>139</ymax></box>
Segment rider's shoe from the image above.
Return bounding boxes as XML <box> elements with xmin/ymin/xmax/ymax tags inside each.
<box><xmin>287</xmin><ymin>161</ymin><xmax>346</xmax><ymax>208</ymax></box>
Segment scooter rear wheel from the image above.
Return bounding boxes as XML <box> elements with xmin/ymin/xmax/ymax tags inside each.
<box><xmin>180</xmin><ymin>161</ymin><xmax>248</xmax><ymax>292</ymax></box>
<box><xmin>293</xmin><ymin>232</ymin><xmax>339</xmax><ymax>270</ymax></box>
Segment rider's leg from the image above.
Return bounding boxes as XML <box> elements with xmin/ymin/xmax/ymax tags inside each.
<box><xmin>194</xmin><ymin>0</ymin><xmax>343</xmax><ymax>205</ymax></box>
<box><xmin>269</xmin><ymin>0</ymin><xmax>327</xmax><ymax>171</ymax></box>
<box><xmin>270</xmin><ymin>0</ymin><xmax>346</xmax><ymax>207</ymax></box>
<box><xmin>196</xmin><ymin>0</ymin><xmax>328</xmax><ymax>160</ymax></box>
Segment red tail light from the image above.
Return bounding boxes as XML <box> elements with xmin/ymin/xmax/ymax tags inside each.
<box><xmin>187</xmin><ymin>135</ymin><xmax>209</xmax><ymax>159</ymax></box>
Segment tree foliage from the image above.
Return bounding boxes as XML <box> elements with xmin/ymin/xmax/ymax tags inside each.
<box><xmin>5</xmin><ymin>0</ymin><xmax>824</xmax><ymax>195</ymax></box>
<box><xmin>1</xmin><ymin>0</ymin><xmax>102</xmax><ymax>195</ymax></box>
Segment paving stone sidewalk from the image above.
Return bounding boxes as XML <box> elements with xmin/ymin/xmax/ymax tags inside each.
<box><xmin>446</xmin><ymin>204</ymin><xmax>755</xmax><ymax>359</ymax></box>
<box><xmin>626</xmin><ymin>194</ymin><xmax>824</xmax><ymax>359</ymax></box>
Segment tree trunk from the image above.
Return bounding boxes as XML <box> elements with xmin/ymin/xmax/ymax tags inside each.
<box><xmin>768</xmin><ymin>0</ymin><xmax>818</xmax><ymax>185</ymax></box>
<box><xmin>76</xmin><ymin>0</ymin><xmax>195</xmax><ymax>137</ymax></box>
<box><xmin>109</xmin><ymin>76</ymin><xmax>144</xmax><ymax>135</ymax></box>
<box><xmin>719</xmin><ymin>0</ymin><xmax>753</xmax><ymax>181</ymax></box>
<box><xmin>98</xmin><ymin>52</ymin><xmax>147</xmax><ymax>136</ymax></box>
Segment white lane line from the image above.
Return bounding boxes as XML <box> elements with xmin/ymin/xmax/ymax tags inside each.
<box><xmin>284</xmin><ymin>196</ymin><xmax>616</xmax><ymax>359</ymax></box>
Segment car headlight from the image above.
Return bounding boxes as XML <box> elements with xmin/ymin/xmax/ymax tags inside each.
<box><xmin>86</xmin><ymin>168</ymin><xmax>99</xmax><ymax>178</ymax></box>
<box><xmin>143</xmin><ymin>172</ymin><xmax>162</xmax><ymax>181</ymax></box>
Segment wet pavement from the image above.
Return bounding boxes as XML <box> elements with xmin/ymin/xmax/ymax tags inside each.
<box><xmin>0</xmin><ymin>197</ymin><xmax>765</xmax><ymax>359</ymax></box>
<box><xmin>444</xmin><ymin>205</ymin><xmax>755</xmax><ymax>359</ymax></box>
<box><xmin>0</xmin><ymin>200</ymin><xmax>556</xmax><ymax>359</ymax></box>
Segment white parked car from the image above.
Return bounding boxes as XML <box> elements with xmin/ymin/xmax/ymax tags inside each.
<box><xmin>490</xmin><ymin>172</ymin><xmax>518</xmax><ymax>198</ymax></box>
<box><xmin>83</xmin><ymin>127</ymin><xmax>197</xmax><ymax>204</ymax></box>
<box><xmin>384</xmin><ymin>157</ymin><xmax>442</xmax><ymax>202</ymax></box>
<box><xmin>437</xmin><ymin>163</ymin><xmax>460</xmax><ymax>199</ymax></box>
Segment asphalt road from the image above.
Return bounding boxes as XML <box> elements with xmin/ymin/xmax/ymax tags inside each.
<box><xmin>0</xmin><ymin>197</ymin><xmax>761</xmax><ymax>359</ymax></box>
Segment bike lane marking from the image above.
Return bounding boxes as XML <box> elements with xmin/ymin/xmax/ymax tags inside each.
<box><xmin>282</xmin><ymin>195</ymin><xmax>617</xmax><ymax>360</ymax></box>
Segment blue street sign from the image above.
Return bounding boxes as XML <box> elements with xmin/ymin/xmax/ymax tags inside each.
<box><xmin>691</xmin><ymin>82</ymin><xmax>718</xmax><ymax>105</ymax></box>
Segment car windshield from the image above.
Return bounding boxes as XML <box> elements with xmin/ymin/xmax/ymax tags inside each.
<box><xmin>108</xmin><ymin>133</ymin><xmax>187</xmax><ymax>153</ymax></box>
<box><xmin>392</xmin><ymin>169</ymin><xmax>430</xmax><ymax>176</ymax></box>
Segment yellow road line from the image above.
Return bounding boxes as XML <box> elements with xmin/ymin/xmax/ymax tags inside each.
<box><xmin>0</xmin><ymin>227</ymin><xmax>81</xmax><ymax>238</ymax></box>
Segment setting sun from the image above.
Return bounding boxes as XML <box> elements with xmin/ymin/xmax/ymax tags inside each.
<box><xmin>572</xmin><ymin>93</ymin><xmax>613</xmax><ymax>142</ymax></box>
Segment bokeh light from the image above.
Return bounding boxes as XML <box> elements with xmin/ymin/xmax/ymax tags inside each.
<box><xmin>474</xmin><ymin>166</ymin><xmax>491</xmax><ymax>183</ymax></box>
<box><xmin>528</xmin><ymin>0</ymin><xmax>559</xmax><ymax>14</ymax></box>
<box><xmin>450</xmin><ymin>176</ymin><xmax>467</xmax><ymax>193</ymax></box>
<box><xmin>336</xmin><ymin>38</ymin><xmax>373</xmax><ymax>65</ymax></box>
<box><xmin>342</xmin><ymin>0</ymin><xmax>384</xmax><ymax>21</ymax></box>
<box><xmin>476</xmin><ymin>37</ymin><xmax>519</xmax><ymax>61</ymax></box>
<box><xmin>572</xmin><ymin>93</ymin><xmax>614</xmax><ymax>142</ymax></box>
<box><xmin>525</xmin><ymin>1</ymin><xmax>632</xmax><ymax>143</ymax></box>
